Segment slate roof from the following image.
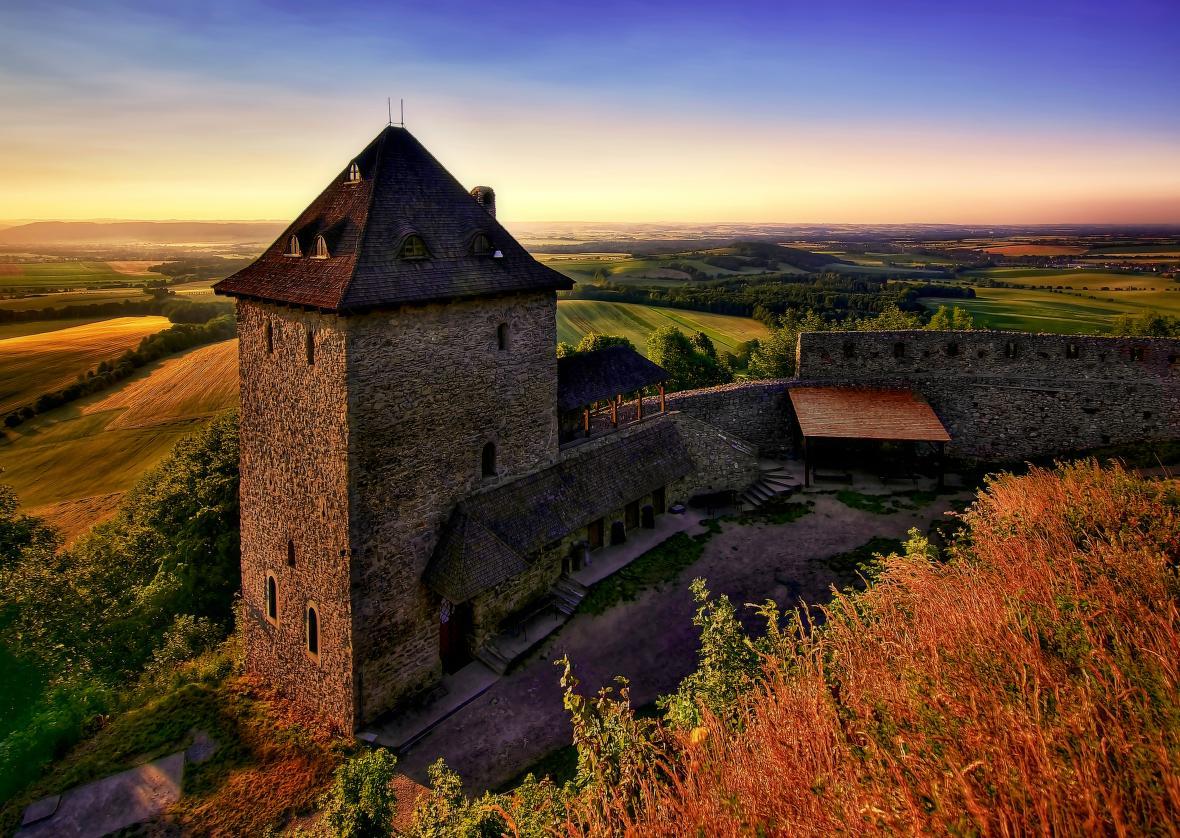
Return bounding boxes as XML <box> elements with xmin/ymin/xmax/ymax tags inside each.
<box><xmin>425</xmin><ymin>419</ymin><xmax>693</xmax><ymax>603</ymax></box>
<box><xmin>213</xmin><ymin>126</ymin><xmax>572</xmax><ymax>311</ymax></box>
<box><xmin>557</xmin><ymin>346</ymin><xmax>669</xmax><ymax>411</ymax></box>
<box><xmin>790</xmin><ymin>386</ymin><xmax>951</xmax><ymax>442</ymax></box>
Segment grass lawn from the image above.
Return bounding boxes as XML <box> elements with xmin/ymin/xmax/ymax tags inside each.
<box><xmin>556</xmin><ymin>300</ymin><xmax>770</xmax><ymax>355</ymax></box>
<box><xmin>0</xmin><ymin>315</ymin><xmax>171</xmax><ymax>414</ymax></box>
<box><xmin>0</xmin><ymin>339</ymin><xmax>239</xmax><ymax>538</ymax></box>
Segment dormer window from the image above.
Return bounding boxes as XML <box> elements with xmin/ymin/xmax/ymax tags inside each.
<box><xmin>399</xmin><ymin>235</ymin><xmax>429</xmax><ymax>260</ymax></box>
<box><xmin>312</xmin><ymin>235</ymin><xmax>329</xmax><ymax>259</ymax></box>
<box><xmin>471</xmin><ymin>233</ymin><xmax>493</xmax><ymax>257</ymax></box>
<box><xmin>346</xmin><ymin>161</ymin><xmax>361</xmax><ymax>183</ymax></box>
<box><xmin>285</xmin><ymin>235</ymin><xmax>302</xmax><ymax>257</ymax></box>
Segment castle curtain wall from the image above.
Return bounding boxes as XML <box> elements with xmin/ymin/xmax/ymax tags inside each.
<box><xmin>796</xmin><ymin>331</ymin><xmax>1180</xmax><ymax>461</ymax></box>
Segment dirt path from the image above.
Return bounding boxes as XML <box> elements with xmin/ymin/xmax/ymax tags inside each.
<box><xmin>396</xmin><ymin>491</ymin><xmax>969</xmax><ymax>793</ymax></box>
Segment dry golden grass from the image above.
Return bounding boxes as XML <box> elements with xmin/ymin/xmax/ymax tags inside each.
<box><xmin>105</xmin><ymin>260</ymin><xmax>159</xmax><ymax>276</ymax></box>
<box><xmin>577</xmin><ymin>462</ymin><xmax>1180</xmax><ymax>836</ymax></box>
<box><xmin>0</xmin><ymin>316</ymin><xmax>170</xmax><ymax>414</ymax></box>
<box><xmin>83</xmin><ymin>339</ymin><xmax>238</xmax><ymax>429</ymax></box>
<box><xmin>27</xmin><ymin>492</ymin><xmax>124</xmax><ymax>546</ymax></box>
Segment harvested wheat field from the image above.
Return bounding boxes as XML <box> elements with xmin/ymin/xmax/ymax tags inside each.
<box><xmin>0</xmin><ymin>316</ymin><xmax>171</xmax><ymax>414</ymax></box>
<box><xmin>84</xmin><ymin>339</ymin><xmax>239</xmax><ymax>429</ymax></box>
<box><xmin>27</xmin><ymin>492</ymin><xmax>125</xmax><ymax>546</ymax></box>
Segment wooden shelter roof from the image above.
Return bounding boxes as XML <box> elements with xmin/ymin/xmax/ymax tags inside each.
<box><xmin>557</xmin><ymin>346</ymin><xmax>668</xmax><ymax>411</ymax></box>
<box><xmin>789</xmin><ymin>386</ymin><xmax>950</xmax><ymax>442</ymax></box>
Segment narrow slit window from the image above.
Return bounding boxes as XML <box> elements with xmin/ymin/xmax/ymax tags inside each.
<box><xmin>306</xmin><ymin>329</ymin><xmax>315</xmax><ymax>365</ymax></box>
<box><xmin>286</xmin><ymin>540</ymin><xmax>296</xmax><ymax>567</ymax></box>
<box><xmin>306</xmin><ymin>605</ymin><xmax>319</xmax><ymax>656</ymax></box>
<box><xmin>945</xmin><ymin>342</ymin><xmax>959</xmax><ymax>357</ymax></box>
<box><xmin>285</xmin><ymin>235</ymin><xmax>302</xmax><ymax>257</ymax></box>
<box><xmin>265</xmin><ymin>322</ymin><xmax>273</xmax><ymax>354</ymax></box>
<box><xmin>1066</xmin><ymin>343</ymin><xmax>1079</xmax><ymax>359</ymax></box>
<box><xmin>497</xmin><ymin>323</ymin><xmax>509</xmax><ymax>351</ymax></box>
<box><xmin>893</xmin><ymin>342</ymin><xmax>906</xmax><ymax>359</ymax></box>
<box><xmin>1131</xmin><ymin>346</ymin><xmax>1145</xmax><ymax>362</ymax></box>
<box><xmin>842</xmin><ymin>341</ymin><xmax>855</xmax><ymax>359</ymax></box>
<box><xmin>266</xmin><ymin>574</ymin><xmax>278</xmax><ymax>623</ymax></box>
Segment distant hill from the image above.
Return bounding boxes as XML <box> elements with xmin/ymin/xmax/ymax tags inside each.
<box><xmin>0</xmin><ymin>221</ymin><xmax>286</xmax><ymax>246</ymax></box>
<box><xmin>728</xmin><ymin>240</ymin><xmax>853</xmax><ymax>271</ymax></box>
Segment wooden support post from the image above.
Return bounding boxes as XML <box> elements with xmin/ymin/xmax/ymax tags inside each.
<box><xmin>659</xmin><ymin>384</ymin><xmax>666</xmax><ymax>413</ymax></box>
<box><xmin>636</xmin><ymin>390</ymin><xmax>644</xmax><ymax>421</ymax></box>
<box><xmin>610</xmin><ymin>396</ymin><xmax>618</xmax><ymax>428</ymax></box>
<box><xmin>803</xmin><ymin>436</ymin><xmax>810</xmax><ymax>488</ymax></box>
<box><xmin>583</xmin><ymin>407</ymin><xmax>590</xmax><ymax>437</ymax></box>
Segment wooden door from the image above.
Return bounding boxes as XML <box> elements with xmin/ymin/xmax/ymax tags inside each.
<box><xmin>652</xmin><ymin>486</ymin><xmax>666</xmax><ymax>514</ymax></box>
<box><xmin>440</xmin><ymin>601</ymin><xmax>473</xmax><ymax>673</ymax></box>
<box><xmin>588</xmin><ymin>518</ymin><xmax>604</xmax><ymax>551</ymax></box>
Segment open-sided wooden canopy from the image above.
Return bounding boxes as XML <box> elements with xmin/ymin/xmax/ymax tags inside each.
<box><xmin>789</xmin><ymin>386</ymin><xmax>951</xmax><ymax>442</ymax></box>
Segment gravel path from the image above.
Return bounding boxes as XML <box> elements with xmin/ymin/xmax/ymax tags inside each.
<box><xmin>396</xmin><ymin>490</ymin><xmax>969</xmax><ymax>793</ymax></box>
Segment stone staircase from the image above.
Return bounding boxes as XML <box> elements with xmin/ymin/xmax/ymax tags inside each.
<box><xmin>739</xmin><ymin>465</ymin><xmax>797</xmax><ymax>510</ymax></box>
<box><xmin>550</xmin><ymin>576</ymin><xmax>588</xmax><ymax>616</ymax></box>
<box><xmin>474</xmin><ymin>577</ymin><xmax>588</xmax><ymax>675</ymax></box>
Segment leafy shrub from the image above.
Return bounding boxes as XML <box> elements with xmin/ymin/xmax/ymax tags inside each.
<box><xmin>325</xmin><ymin>749</ymin><xmax>399</xmax><ymax>838</ymax></box>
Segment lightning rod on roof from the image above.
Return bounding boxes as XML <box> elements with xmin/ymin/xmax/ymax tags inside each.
<box><xmin>400</xmin><ymin>99</ymin><xmax>405</xmax><ymax>127</ymax></box>
<box><xmin>387</xmin><ymin>98</ymin><xmax>392</xmax><ymax>126</ymax></box>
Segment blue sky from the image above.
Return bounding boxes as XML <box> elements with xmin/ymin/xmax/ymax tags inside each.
<box><xmin>2</xmin><ymin>0</ymin><xmax>1178</xmax><ymax>222</ymax></box>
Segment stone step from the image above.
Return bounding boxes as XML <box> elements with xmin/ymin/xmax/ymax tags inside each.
<box><xmin>475</xmin><ymin>644</ymin><xmax>512</xmax><ymax>676</ymax></box>
<box><xmin>747</xmin><ymin>484</ymin><xmax>774</xmax><ymax>502</ymax></box>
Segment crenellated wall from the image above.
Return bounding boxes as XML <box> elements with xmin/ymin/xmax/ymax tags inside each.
<box><xmin>795</xmin><ymin>330</ymin><xmax>1180</xmax><ymax>461</ymax></box>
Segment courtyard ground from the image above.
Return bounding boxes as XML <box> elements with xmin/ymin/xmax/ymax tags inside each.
<box><xmin>396</xmin><ymin>475</ymin><xmax>972</xmax><ymax>793</ymax></box>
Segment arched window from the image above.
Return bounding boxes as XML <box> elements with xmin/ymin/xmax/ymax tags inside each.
<box><xmin>286</xmin><ymin>539</ymin><xmax>296</xmax><ymax>567</ymax></box>
<box><xmin>306</xmin><ymin>329</ymin><xmax>315</xmax><ymax>365</ymax></box>
<box><xmin>497</xmin><ymin>323</ymin><xmax>509</xmax><ymax>351</ymax></box>
<box><xmin>346</xmin><ymin>161</ymin><xmax>361</xmax><ymax>182</ymax></box>
<box><xmin>265</xmin><ymin>321</ymin><xmax>273</xmax><ymax>354</ymax></box>
<box><xmin>306</xmin><ymin>605</ymin><xmax>319</xmax><ymax>657</ymax></box>
<box><xmin>482</xmin><ymin>442</ymin><xmax>496</xmax><ymax>478</ymax></box>
<box><xmin>265</xmin><ymin>574</ymin><xmax>278</xmax><ymax>623</ymax></box>
<box><xmin>285</xmin><ymin>235</ymin><xmax>302</xmax><ymax>257</ymax></box>
<box><xmin>399</xmin><ymin>235</ymin><xmax>429</xmax><ymax>260</ymax></box>
<box><xmin>312</xmin><ymin>235</ymin><xmax>329</xmax><ymax>259</ymax></box>
<box><xmin>471</xmin><ymin>233</ymin><xmax>493</xmax><ymax>256</ymax></box>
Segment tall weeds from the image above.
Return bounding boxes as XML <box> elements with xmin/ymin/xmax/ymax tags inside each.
<box><xmin>574</xmin><ymin>462</ymin><xmax>1180</xmax><ymax>835</ymax></box>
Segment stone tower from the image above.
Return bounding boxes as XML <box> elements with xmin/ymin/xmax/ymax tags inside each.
<box><xmin>215</xmin><ymin>127</ymin><xmax>573</xmax><ymax>732</ymax></box>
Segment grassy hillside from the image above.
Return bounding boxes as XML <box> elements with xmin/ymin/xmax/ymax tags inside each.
<box><xmin>0</xmin><ymin>288</ymin><xmax>148</xmax><ymax>312</ymax></box>
<box><xmin>918</xmin><ymin>285</ymin><xmax>1180</xmax><ymax>333</ymax></box>
<box><xmin>0</xmin><ymin>339</ymin><xmax>239</xmax><ymax>539</ymax></box>
<box><xmin>0</xmin><ymin>316</ymin><xmax>171</xmax><ymax>414</ymax></box>
<box><xmin>557</xmin><ymin>300</ymin><xmax>769</xmax><ymax>355</ymax></box>
<box><xmin>0</xmin><ymin>260</ymin><xmax>141</xmax><ymax>290</ymax></box>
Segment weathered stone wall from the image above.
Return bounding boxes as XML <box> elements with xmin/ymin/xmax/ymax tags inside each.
<box><xmin>669</xmin><ymin>412</ymin><xmax>761</xmax><ymax>496</ymax></box>
<box><xmin>345</xmin><ymin>290</ymin><xmax>560</xmax><ymax>724</ymax></box>
<box><xmin>470</xmin><ymin>557</ymin><xmax>559</xmax><ymax>650</ymax></box>
<box><xmin>663</xmin><ymin>381</ymin><xmax>796</xmax><ymax>456</ymax></box>
<box><xmin>796</xmin><ymin>330</ymin><xmax>1180</xmax><ymax>460</ymax></box>
<box><xmin>237</xmin><ymin>300</ymin><xmax>356</xmax><ymax>733</ymax></box>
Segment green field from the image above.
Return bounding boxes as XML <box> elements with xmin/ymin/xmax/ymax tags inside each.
<box><xmin>964</xmin><ymin>267</ymin><xmax>1177</xmax><ymax>291</ymax></box>
<box><xmin>0</xmin><ymin>288</ymin><xmax>148</xmax><ymax>312</ymax></box>
<box><xmin>918</xmin><ymin>286</ymin><xmax>1180</xmax><ymax>334</ymax></box>
<box><xmin>556</xmin><ymin>300</ymin><xmax>769</xmax><ymax>355</ymax></box>
<box><xmin>0</xmin><ymin>260</ymin><xmax>148</xmax><ymax>289</ymax></box>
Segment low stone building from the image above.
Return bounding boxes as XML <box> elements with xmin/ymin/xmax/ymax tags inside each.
<box><xmin>217</xmin><ymin>125</ymin><xmax>1180</xmax><ymax>734</ymax></box>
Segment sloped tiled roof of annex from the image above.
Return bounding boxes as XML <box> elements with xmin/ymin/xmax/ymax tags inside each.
<box><xmin>425</xmin><ymin>419</ymin><xmax>693</xmax><ymax>603</ymax></box>
<box><xmin>213</xmin><ymin>126</ymin><xmax>572</xmax><ymax>311</ymax></box>
<box><xmin>557</xmin><ymin>345</ymin><xmax>669</xmax><ymax>411</ymax></box>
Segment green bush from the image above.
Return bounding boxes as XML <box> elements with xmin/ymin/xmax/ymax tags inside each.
<box><xmin>326</xmin><ymin>749</ymin><xmax>399</xmax><ymax>838</ymax></box>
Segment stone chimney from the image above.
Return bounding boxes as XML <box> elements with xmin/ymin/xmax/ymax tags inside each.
<box><xmin>470</xmin><ymin>185</ymin><xmax>496</xmax><ymax>218</ymax></box>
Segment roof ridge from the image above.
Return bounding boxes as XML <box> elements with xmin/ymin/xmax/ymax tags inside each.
<box><xmin>337</xmin><ymin>126</ymin><xmax>390</xmax><ymax>309</ymax></box>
